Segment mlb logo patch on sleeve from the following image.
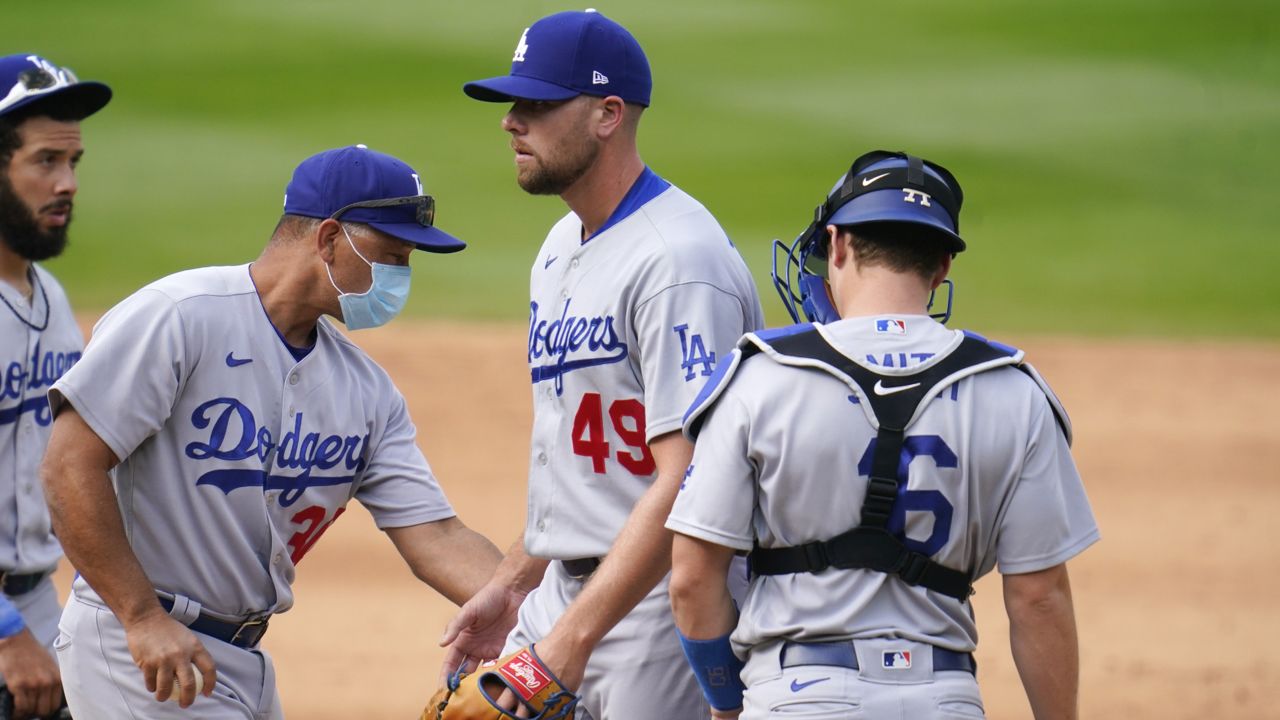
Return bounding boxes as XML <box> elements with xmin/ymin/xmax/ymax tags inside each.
<box><xmin>875</xmin><ymin>318</ymin><xmax>907</xmax><ymax>334</ymax></box>
<box><xmin>883</xmin><ymin>650</ymin><xmax>912</xmax><ymax>669</ymax></box>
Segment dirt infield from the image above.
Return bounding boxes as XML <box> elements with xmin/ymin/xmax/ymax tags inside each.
<box><xmin>52</xmin><ymin>321</ymin><xmax>1280</xmax><ymax>718</ymax></box>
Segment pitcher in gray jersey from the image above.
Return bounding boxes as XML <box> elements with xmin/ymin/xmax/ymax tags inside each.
<box><xmin>0</xmin><ymin>52</ymin><xmax>111</xmax><ymax>720</ymax></box>
<box><xmin>437</xmin><ymin>10</ymin><xmax>763</xmax><ymax>719</ymax></box>
<box><xmin>667</xmin><ymin>151</ymin><xmax>1098</xmax><ymax>719</ymax></box>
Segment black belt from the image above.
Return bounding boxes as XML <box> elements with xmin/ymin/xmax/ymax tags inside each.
<box><xmin>781</xmin><ymin>641</ymin><xmax>976</xmax><ymax>675</ymax></box>
<box><xmin>560</xmin><ymin>557</ymin><xmax>601</xmax><ymax>579</ymax></box>
<box><xmin>0</xmin><ymin>570</ymin><xmax>50</xmax><ymax>597</ymax></box>
<box><xmin>158</xmin><ymin>596</ymin><xmax>271</xmax><ymax>649</ymax></box>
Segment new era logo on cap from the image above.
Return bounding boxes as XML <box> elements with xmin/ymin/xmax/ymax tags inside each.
<box><xmin>592</xmin><ymin>70</ymin><xmax>608</xmax><ymax>85</ymax></box>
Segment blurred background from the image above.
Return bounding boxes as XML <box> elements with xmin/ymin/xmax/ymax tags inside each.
<box><xmin>6</xmin><ymin>0</ymin><xmax>1278</xmax><ymax>336</ymax></box>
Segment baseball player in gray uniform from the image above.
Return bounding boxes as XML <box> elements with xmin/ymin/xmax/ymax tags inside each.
<box><xmin>666</xmin><ymin>151</ymin><xmax>1099</xmax><ymax>719</ymax></box>
<box><xmin>39</xmin><ymin>145</ymin><xmax>503</xmax><ymax>718</ymax></box>
<box><xmin>0</xmin><ymin>53</ymin><xmax>110</xmax><ymax>720</ymax></box>
<box><xmin>435</xmin><ymin>10</ymin><xmax>763</xmax><ymax>719</ymax></box>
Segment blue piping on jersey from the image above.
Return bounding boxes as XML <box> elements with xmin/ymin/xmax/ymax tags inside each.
<box><xmin>0</xmin><ymin>396</ymin><xmax>49</xmax><ymax>427</ymax></box>
<box><xmin>756</xmin><ymin>323</ymin><xmax>818</xmax><ymax>342</ymax></box>
<box><xmin>960</xmin><ymin>329</ymin><xmax>1019</xmax><ymax>357</ymax></box>
<box><xmin>246</xmin><ymin>264</ymin><xmax>315</xmax><ymax>361</ymax></box>
<box><xmin>195</xmin><ymin>468</ymin><xmax>355</xmax><ymax>507</ymax></box>
<box><xmin>583</xmin><ymin>167</ymin><xmax>671</xmax><ymax>243</ymax></box>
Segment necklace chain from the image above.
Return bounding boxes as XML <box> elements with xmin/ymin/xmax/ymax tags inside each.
<box><xmin>0</xmin><ymin>267</ymin><xmax>50</xmax><ymax>332</ymax></box>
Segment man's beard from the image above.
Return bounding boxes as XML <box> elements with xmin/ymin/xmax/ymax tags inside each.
<box><xmin>517</xmin><ymin>135</ymin><xmax>600</xmax><ymax>196</ymax></box>
<box><xmin>0</xmin><ymin>174</ymin><xmax>70</xmax><ymax>261</ymax></box>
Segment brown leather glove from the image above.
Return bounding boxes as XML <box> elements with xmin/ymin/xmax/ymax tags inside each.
<box><xmin>421</xmin><ymin>646</ymin><xmax>579</xmax><ymax>720</ymax></box>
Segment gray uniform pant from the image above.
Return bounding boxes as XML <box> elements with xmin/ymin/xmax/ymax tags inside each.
<box><xmin>741</xmin><ymin>639</ymin><xmax>985</xmax><ymax>719</ymax></box>
<box><xmin>56</xmin><ymin>590</ymin><xmax>284</xmax><ymax>719</ymax></box>
<box><xmin>504</xmin><ymin>561</ymin><xmax>709</xmax><ymax>720</ymax></box>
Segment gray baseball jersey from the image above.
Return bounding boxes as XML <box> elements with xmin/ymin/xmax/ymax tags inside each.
<box><xmin>524</xmin><ymin>168</ymin><xmax>764</xmax><ymax>559</ymax></box>
<box><xmin>512</xmin><ymin>169</ymin><xmax>762</xmax><ymax>720</ymax></box>
<box><xmin>49</xmin><ymin>264</ymin><xmax>455</xmax><ymax>618</ymax></box>
<box><xmin>1</xmin><ymin>265</ymin><xmax>81</xmax><ymax>577</ymax></box>
<box><xmin>666</xmin><ymin>316</ymin><xmax>1099</xmax><ymax>655</ymax></box>
<box><xmin>1</xmin><ymin>264</ymin><xmax>80</xmax><ymax>656</ymax></box>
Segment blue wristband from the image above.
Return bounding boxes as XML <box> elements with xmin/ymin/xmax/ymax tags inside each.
<box><xmin>677</xmin><ymin>631</ymin><xmax>746</xmax><ymax>712</ymax></box>
<box><xmin>0</xmin><ymin>596</ymin><xmax>25</xmax><ymax>639</ymax></box>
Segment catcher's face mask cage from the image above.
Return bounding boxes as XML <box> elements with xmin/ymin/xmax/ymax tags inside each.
<box><xmin>771</xmin><ymin>150</ymin><xmax>965</xmax><ymax>325</ymax></box>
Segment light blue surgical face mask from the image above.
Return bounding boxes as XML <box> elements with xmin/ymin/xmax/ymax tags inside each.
<box><xmin>325</xmin><ymin>225</ymin><xmax>411</xmax><ymax>330</ymax></box>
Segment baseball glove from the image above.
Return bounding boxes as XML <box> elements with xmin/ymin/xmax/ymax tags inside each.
<box><xmin>421</xmin><ymin>646</ymin><xmax>579</xmax><ymax>720</ymax></box>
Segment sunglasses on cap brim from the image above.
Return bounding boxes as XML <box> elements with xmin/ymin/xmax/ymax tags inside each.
<box><xmin>0</xmin><ymin>64</ymin><xmax>81</xmax><ymax>115</ymax></box>
<box><xmin>330</xmin><ymin>195</ymin><xmax>436</xmax><ymax>227</ymax></box>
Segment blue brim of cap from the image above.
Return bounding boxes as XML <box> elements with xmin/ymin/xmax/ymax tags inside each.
<box><xmin>4</xmin><ymin>82</ymin><xmax>112</xmax><ymax>120</ymax></box>
<box><xmin>829</xmin><ymin>190</ymin><xmax>966</xmax><ymax>252</ymax></box>
<box><xmin>463</xmin><ymin>75</ymin><xmax>580</xmax><ymax>103</ymax></box>
<box><xmin>368</xmin><ymin>222</ymin><xmax>467</xmax><ymax>253</ymax></box>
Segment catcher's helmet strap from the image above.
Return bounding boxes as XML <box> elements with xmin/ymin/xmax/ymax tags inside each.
<box><xmin>743</xmin><ymin>327</ymin><xmax>1025</xmax><ymax>602</ymax></box>
<box><xmin>819</xmin><ymin>164</ymin><xmax>962</xmax><ymax>232</ymax></box>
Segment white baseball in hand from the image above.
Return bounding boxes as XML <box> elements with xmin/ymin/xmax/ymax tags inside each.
<box><xmin>167</xmin><ymin>663</ymin><xmax>205</xmax><ymax>701</ymax></box>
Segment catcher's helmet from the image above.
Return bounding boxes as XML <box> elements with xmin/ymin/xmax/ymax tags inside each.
<box><xmin>772</xmin><ymin>150</ymin><xmax>965</xmax><ymax>324</ymax></box>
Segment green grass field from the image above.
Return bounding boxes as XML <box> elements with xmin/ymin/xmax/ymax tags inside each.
<box><xmin>7</xmin><ymin>0</ymin><xmax>1278</xmax><ymax>337</ymax></box>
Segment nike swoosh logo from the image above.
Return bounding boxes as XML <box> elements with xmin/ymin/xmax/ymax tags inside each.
<box><xmin>225</xmin><ymin>352</ymin><xmax>252</xmax><ymax>367</ymax></box>
<box><xmin>862</xmin><ymin>172</ymin><xmax>890</xmax><ymax>187</ymax></box>
<box><xmin>544</xmin><ymin>255</ymin><xmax>558</xmax><ymax>269</ymax></box>
<box><xmin>790</xmin><ymin>677</ymin><xmax>830</xmax><ymax>692</ymax></box>
<box><xmin>873</xmin><ymin>379</ymin><xmax>920</xmax><ymax>396</ymax></box>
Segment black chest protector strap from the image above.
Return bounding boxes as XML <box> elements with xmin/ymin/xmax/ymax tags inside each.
<box><xmin>747</xmin><ymin>329</ymin><xmax>1016</xmax><ymax>601</ymax></box>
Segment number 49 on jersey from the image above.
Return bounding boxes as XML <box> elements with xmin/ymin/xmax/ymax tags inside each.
<box><xmin>571</xmin><ymin>392</ymin><xmax>655</xmax><ymax>476</ymax></box>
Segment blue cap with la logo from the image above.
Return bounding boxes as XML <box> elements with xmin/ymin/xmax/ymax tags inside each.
<box><xmin>283</xmin><ymin>145</ymin><xmax>465</xmax><ymax>253</ymax></box>
<box><xmin>463</xmin><ymin>10</ymin><xmax>651</xmax><ymax>107</ymax></box>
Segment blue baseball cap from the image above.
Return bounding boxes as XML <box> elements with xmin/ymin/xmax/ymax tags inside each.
<box><xmin>825</xmin><ymin>152</ymin><xmax>965</xmax><ymax>252</ymax></box>
<box><xmin>0</xmin><ymin>53</ymin><xmax>111</xmax><ymax>120</ymax></box>
<box><xmin>283</xmin><ymin>145</ymin><xmax>465</xmax><ymax>253</ymax></box>
<box><xmin>464</xmin><ymin>10</ymin><xmax>651</xmax><ymax>107</ymax></box>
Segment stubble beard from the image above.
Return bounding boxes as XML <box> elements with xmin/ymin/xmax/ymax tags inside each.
<box><xmin>0</xmin><ymin>172</ymin><xmax>70</xmax><ymax>262</ymax></box>
<box><xmin>517</xmin><ymin>134</ymin><xmax>601</xmax><ymax>196</ymax></box>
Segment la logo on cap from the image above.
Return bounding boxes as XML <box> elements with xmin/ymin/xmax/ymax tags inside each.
<box><xmin>513</xmin><ymin>28</ymin><xmax>530</xmax><ymax>62</ymax></box>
